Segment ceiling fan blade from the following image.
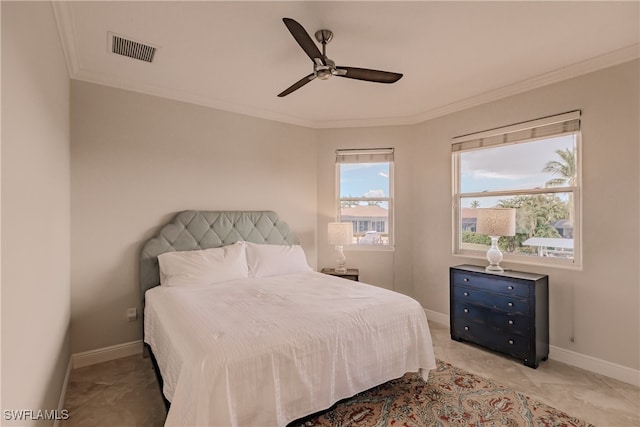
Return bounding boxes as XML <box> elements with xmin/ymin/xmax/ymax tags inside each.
<box><xmin>283</xmin><ymin>18</ymin><xmax>325</xmax><ymax>65</ymax></box>
<box><xmin>335</xmin><ymin>67</ymin><xmax>403</xmax><ymax>83</ymax></box>
<box><xmin>278</xmin><ymin>73</ymin><xmax>316</xmax><ymax>97</ymax></box>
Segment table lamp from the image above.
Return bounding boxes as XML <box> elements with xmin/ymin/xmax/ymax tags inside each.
<box><xmin>328</xmin><ymin>222</ymin><xmax>352</xmax><ymax>273</ymax></box>
<box><xmin>476</xmin><ymin>208</ymin><xmax>516</xmax><ymax>272</ymax></box>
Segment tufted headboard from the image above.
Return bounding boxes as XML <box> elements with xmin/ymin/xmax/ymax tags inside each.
<box><xmin>140</xmin><ymin>210</ymin><xmax>300</xmax><ymax>300</ymax></box>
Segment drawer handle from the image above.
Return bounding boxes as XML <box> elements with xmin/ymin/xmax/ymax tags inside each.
<box><xmin>508</xmin><ymin>320</ymin><xmax>514</xmax><ymax>325</ymax></box>
<box><xmin>464</xmin><ymin>326</ymin><xmax>469</xmax><ymax>331</ymax></box>
<box><xmin>508</xmin><ymin>302</ymin><xmax>513</xmax><ymax>307</ymax></box>
<box><xmin>463</xmin><ymin>278</ymin><xmax>469</xmax><ymax>282</ymax></box>
<box><xmin>463</xmin><ymin>292</ymin><xmax>469</xmax><ymax>296</ymax></box>
<box><xmin>463</xmin><ymin>308</ymin><xmax>469</xmax><ymax>313</ymax></box>
<box><xmin>508</xmin><ymin>285</ymin><xmax>514</xmax><ymax>290</ymax></box>
<box><xmin>508</xmin><ymin>339</ymin><xmax>514</xmax><ymax>345</ymax></box>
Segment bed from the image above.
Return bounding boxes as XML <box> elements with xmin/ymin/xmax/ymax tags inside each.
<box><xmin>141</xmin><ymin>211</ymin><xmax>436</xmax><ymax>426</ymax></box>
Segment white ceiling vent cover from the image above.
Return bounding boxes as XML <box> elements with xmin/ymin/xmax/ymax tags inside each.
<box><xmin>109</xmin><ymin>33</ymin><xmax>157</xmax><ymax>63</ymax></box>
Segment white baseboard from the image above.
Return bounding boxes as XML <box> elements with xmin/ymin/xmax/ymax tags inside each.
<box><xmin>53</xmin><ymin>357</ymin><xmax>72</xmax><ymax>427</ymax></box>
<box><xmin>424</xmin><ymin>308</ymin><xmax>449</xmax><ymax>326</ymax></box>
<box><xmin>423</xmin><ymin>309</ymin><xmax>640</xmax><ymax>387</ymax></box>
<box><xmin>549</xmin><ymin>345</ymin><xmax>640</xmax><ymax>387</ymax></box>
<box><xmin>72</xmin><ymin>340</ymin><xmax>143</xmax><ymax>369</ymax></box>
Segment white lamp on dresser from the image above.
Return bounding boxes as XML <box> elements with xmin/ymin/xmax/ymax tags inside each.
<box><xmin>476</xmin><ymin>208</ymin><xmax>516</xmax><ymax>272</ymax></box>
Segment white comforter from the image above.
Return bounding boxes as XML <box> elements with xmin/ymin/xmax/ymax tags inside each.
<box><xmin>144</xmin><ymin>271</ymin><xmax>436</xmax><ymax>427</ymax></box>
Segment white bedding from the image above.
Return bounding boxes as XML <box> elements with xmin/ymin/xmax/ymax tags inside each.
<box><xmin>144</xmin><ymin>271</ymin><xmax>436</xmax><ymax>427</ymax></box>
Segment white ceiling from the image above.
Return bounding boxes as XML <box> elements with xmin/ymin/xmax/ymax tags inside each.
<box><xmin>53</xmin><ymin>1</ymin><xmax>639</xmax><ymax>128</ymax></box>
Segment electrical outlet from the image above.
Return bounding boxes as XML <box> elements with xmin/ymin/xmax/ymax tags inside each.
<box><xmin>127</xmin><ymin>308</ymin><xmax>137</xmax><ymax>322</ymax></box>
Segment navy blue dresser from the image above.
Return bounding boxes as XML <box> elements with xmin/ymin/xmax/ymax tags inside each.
<box><xmin>450</xmin><ymin>264</ymin><xmax>549</xmax><ymax>368</ymax></box>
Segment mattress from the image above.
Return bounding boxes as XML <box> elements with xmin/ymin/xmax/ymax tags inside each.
<box><xmin>144</xmin><ymin>271</ymin><xmax>436</xmax><ymax>427</ymax></box>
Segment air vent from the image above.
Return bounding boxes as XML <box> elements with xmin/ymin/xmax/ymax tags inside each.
<box><xmin>110</xmin><ymin>33</ymin><xmax>156</xmax><ymax>63</ymax></box>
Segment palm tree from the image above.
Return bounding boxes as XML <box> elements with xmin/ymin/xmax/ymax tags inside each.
<box><xmin>498</xmin><ymin>194</ymin><xmax>567</xmax><ymax>253</ymax></box>
<box><xmin>340</xmin><ymin>199</ymin><xmax>359</xmax><ymax>208</ymax></box>
<box><xmin>543</xmin><ymin>148</ymin><xmax>576</xmax><ymax>187</ymax></box>
<box><xmin>543</xmin><ymin>148</ymin><xmax>576</xmax><ymax>226</ymax></box>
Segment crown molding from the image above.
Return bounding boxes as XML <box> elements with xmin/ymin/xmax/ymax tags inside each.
<box><xmin>52</xmin><ymin>1</ymin><xmax>79</xmax><ymax>77</ymax></box>
<box><xmin>52</xmin><ymin>0</ymin><xmax>639</xmax><ymax>130</ymax></box>
<box><xmin>72</xmin><ymin>68</ymin><xmax>319</xmax><ymax>129</ymax></box>
<box><xmin>394</xmin><ymin>43</ymin><xmax>640</xmax><ymax>129</ymax></box>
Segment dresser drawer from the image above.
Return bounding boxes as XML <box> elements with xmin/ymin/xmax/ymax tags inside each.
<box><xmin>453</xmin><ymin>286</ymin><xmax>530</xmax><ymax>316</ymax></box>
<box><xmin>453</xmin><ymin>321</ymin><xmax>529</xmax><ymax>359</ymax></box>
<box><xmin>453</xmin><ymin>304</ymin><xmax>529</xmax><ymax>336</ymax></box>
<box><xmin>451</xmin><ymin>270</ymin><xmax>529</xmax><ymax>298</ymax></box>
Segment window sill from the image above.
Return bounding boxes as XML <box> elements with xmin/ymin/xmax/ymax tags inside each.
<box><xmin>453</xmin><ymin>251</ymin><xmax>583</xmax><ymax>271</ymax></box>
<box><xmin>345</xmin><ymin>245</ymin><xmax>395</xmax><ymax>252</ymax></box>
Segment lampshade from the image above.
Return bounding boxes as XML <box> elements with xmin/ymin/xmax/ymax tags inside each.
<box><xmin>476</xmin><ymin>208</ymin><xmax>516</xmax><ymax>237</ymax></box>
<box><xmin>328</xmin><ymin>222</ymin><xmax>352</xmax><ymax>245</ymax></box>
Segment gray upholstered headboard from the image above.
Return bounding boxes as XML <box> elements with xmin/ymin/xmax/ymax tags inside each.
<box><xmin>140</xmin><ymin>210</ymin><xmax>300</xmax><ymax>300</ymax></box>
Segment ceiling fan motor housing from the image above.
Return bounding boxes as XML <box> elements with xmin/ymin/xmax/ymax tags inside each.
<box><xmin>315</xmin><ymin>57</ymin><xmax>336</xmax><ymax>80</ymax></box>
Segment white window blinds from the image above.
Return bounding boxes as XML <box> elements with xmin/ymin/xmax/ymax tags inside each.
<box><xmin>451</xmin><ymin>111</ymin><xmax>581</xmax><ymax>153</ymax></box>
<box><xmin>336</xmin><ymin>148</ymin><xmax>394</xmax><ymax>163</ymax></box>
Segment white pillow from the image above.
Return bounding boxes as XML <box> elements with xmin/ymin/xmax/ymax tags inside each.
<box><xmin>158</xmin><ymin>242</ymin><xmax>248</xmax><ymax>287</ymax></box>
<box><xmin>245</xmin><ymin>242</ymin><xmax>312</xmax><ymax>278</ymax></box>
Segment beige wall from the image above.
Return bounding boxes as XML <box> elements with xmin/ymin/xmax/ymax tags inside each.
<box><xmin>316</xmin><ymin>126</ymin><xmax>417</xmax><ymax>297</ymax></box>
<box><xmin>70</xmin><ymin>60</ymin><xmax>638</xmax><ymax>373</ymax></box>
<box><xmin>0</xmin><ymin>2</ymin><xmax>635</xmax><ymax>413</ymax></box>
<box><xmin>410</xmin><ymin>60</ymin><xmax>639</xmax><ymax>370</ymax></box>
<box><xmin>70</xmin><ymin>81</ymin><xmax>318</xmax><ymax>353</ymax></box>
<box><xmin>1</xmin><ymin>1</ymin><xmax>71</xmax><ymax>422</ymax></box>
<box><xmin>317</xmin><ymin>60</ymin><xmax>639</xmax><ymax>371</ymax></box>
<box><xmin>73</xmin><ymin>59</ymin><xmax>638</xmax><ymax>372</ymax></box>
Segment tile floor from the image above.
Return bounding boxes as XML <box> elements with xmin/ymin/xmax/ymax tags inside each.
<box><xmin>62</xmin><ymin>321</ymin><xmax>639</xmax><ymax>426</ymax></box>
<box><xmin>430</xmin><ymin>322</ymin><xmax>639</xmax><ymax>427</ymax></box>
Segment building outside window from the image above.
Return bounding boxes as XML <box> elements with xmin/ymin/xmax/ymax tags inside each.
<box><xmin>336</xmin><ymin>148</ymin><xmax>394</xmax><ymax>247</ymax></box>
<box><xmin>452</xmin><ymin>111</ymin><xmax>581</xmax><ymax>266</ymax></box>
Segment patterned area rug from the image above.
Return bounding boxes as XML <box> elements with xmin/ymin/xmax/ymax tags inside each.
<box><xmin>290</xmin><ymin>359</ymin><xmax>595</xmax><ymax>427</ymax></box>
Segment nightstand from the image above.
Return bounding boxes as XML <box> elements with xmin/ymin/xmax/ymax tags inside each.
<box><xmin>320</xmin><ymin>268</ymin><xmax>359</xmax><ymax>281</ymax></box>
<box><xmin>450</xmin><ymin>264</ymin><xmax>549</xmax><ymax>368</ymax></box>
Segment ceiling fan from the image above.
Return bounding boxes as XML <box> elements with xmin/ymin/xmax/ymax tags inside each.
<box><xmin>278</xmin><ymin>18</ymin><xmax>403</xmax><ymax>97</ymax></box>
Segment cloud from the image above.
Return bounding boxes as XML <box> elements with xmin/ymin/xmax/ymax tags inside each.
<box><xmin>378</xmin><ymin>171</ymin><xmax>389</xmax><ymax>178</ymax></box>
<box><xmin>460</xmin><ymin>134</ymin><xmax>575</xmax><ymax>178</ymax></box>
<box><xmin>471</xmin><ymin>170</ymin><xmax>524</xmax><ymax>180</ymax></box>
<box><xmin>365</xmin><ymin>189</ymin><xmax>386</xmax><ymax>198</ymax></box>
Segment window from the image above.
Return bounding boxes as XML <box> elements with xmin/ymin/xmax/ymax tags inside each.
<box><xmin>336</xmin><ymin>148</ymin><xmax>394</xmax><ymax>247</ymax></box>
<box><xmin>452</xmin><ymin>111</ymin><xmax>581</xmax><ymax>266</ymax></box>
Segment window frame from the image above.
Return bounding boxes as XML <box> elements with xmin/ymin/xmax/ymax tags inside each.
<box><xmin>452</xmin><ymin>113</ymin><xmax>582</xmax><ymax>268</ymax></box>
<box><xmin>335</xmin><ymin>149</ymin><xmax>395</xmax><ymax>250</ymax></box>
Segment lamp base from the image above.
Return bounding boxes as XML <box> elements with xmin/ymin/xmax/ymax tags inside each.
<box><xmin>485</xmin><ymin>264</ymin><xmax>504</xmax><ymax>273</ymax></box>
<box><xmin>335</xmin><ymin>244</ymin><xmax>347</xmax><ymax>274</ymax></box>
<box><xmin>485</xmin><ymin>236</ymin><xmax>504</xmax><ymax>273</ymax></box>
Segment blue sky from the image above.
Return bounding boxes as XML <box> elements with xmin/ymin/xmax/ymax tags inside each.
<box><xmin>459</xmin><ymin>135</ymin><xmax>576</xmax><ymax>207</ymax></box>
<box><xmin>340</xmin><ymin>163</ymin><xmax>390</xmax><ymax>199</ymax></box>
